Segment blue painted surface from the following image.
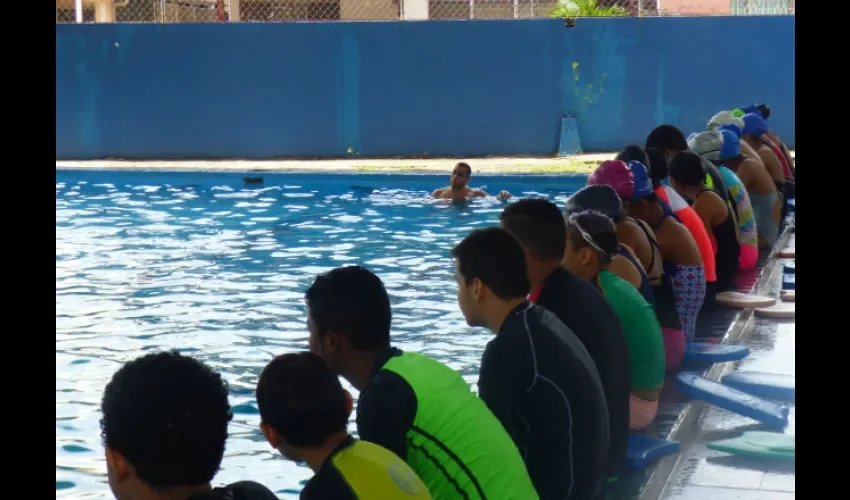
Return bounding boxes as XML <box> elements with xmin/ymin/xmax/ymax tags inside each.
<box><xmin>56</xmin><ymin>17</ymin><xmax>795</xmax><ymax>160</ymax></box>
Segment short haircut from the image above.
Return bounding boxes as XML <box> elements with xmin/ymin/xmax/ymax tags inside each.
<box><xmin>565</xmin><ymin>210</ymin><xmax>619</xmax><ymax>266</ymax></box>
<box><xmin>756</xmin><ymin>104</ymin><xmax>771</xmax><ymax>120</ymax></box>
<box><xmin>305</xmin><ymin>266</ymin><xmax>392</xmax><ymax>351</ymax></box>
<box><xmin>455</xmin><ymin>162</ymin><xmax>472</xmax><ymax>175</ymax></box>
<box><xmin>451</xmin><ymin>227</ymin><xmax>530</xmax><ymax>300</ymax></box>
<box><xmin>499</xmin><ymin>198</ymin><xmax>567</xmax><ymax>262</ymax></box>
<box><xmin>646</xmin><ymin>125</ymin><xmax>688</xmax><ymax>152</ymax></box>
<box><xmin>616</xmin><ymin>145</ymin><xmax>650</xmax><ymax>167</ymax></box>
<box><xmin>100</xmin><ymin>351</ymin><xmax>232</xmax><ymax>489</ymax></box>
<box><xmin>645</xmin><ymin>147</ymin><xmax>669</xmax><ymax>186</ymax></box>
<box><xmin>668</xmin><ymin>150</ymin><xmax>706</xmax><ymax>187</ymax></box>
<box><xmin>256</xmin><ymin>352</ymin><xmax>349</xmax><ymax>448</ymax></box>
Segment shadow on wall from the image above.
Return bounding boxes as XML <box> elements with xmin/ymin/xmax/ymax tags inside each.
<box><xmin>56</xmin><ymin>17</ymin><xmax>794</xmax><ymax>160</ymax></box>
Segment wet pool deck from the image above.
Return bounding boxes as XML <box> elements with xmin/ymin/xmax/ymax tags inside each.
<box><xmin>657</xmin><ymin>229</ymin><xmax>795</xmax><ymax>500</ymax></box>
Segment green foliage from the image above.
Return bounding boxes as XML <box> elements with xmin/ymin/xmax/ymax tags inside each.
<box><xmin>551</xmin><ymin>0</ymin><xmax>630</xmax><ymax>18</ymax></box>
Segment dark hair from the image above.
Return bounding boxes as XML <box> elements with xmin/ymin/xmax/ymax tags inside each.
<box><xmin>100</xmin><ymin>351</ymin><xmax>232</xmax><ymax>489</ymax></box>
<box><xmin>455</xmin><ymin>162</ymin><xmax>472</xmax><ymax>176</ymax></box>
<box><xmin>564</xmin><ymin>184</ymin><xmax>624</xmax><ymax>223</ymax></box>
<box><xmin>646</xmin><ymin>125</ymin><xmax>688</xmax><ymax>152</ymax></box>
<box><xmin>305</xmin><ymin>266</ymin><xmax>392</xmax><ymax>351</ymax></box>
<box><xmin>645</xmin><ymin>147</ymin><xmax>668</xmax><ymax>187</ymax></box>
<box><xmin>499</xmin><ymin>198</ymin><xmax>567</xmax><ymax>262</ymax></box>
<box><xmin>615</xmin><ymin>145</ymin><xmax>650</xmax><ymax>167</ymax></box>
<box><xmin>451</xmin><ymin>227</ymin><xmax>530</xmax><ymax>300</ymax></box>
<box><xmin>565</xmin><ymin>210</ymin><xmax>619</xmax><ymax>266</ymax></box>
<box><xmin>256</xmin><ymin>352</ymin><xmax>349</xmax><ymax>448</ymax></box>
<box><xmin>756</xmin><ymin>104</ymin><xmax>771</xmax><ymax>120</ymax></box>
<box><xmin>668</xmin><ymin>150</ymin><xmax>706</xmax><ymax>187</ymax></box>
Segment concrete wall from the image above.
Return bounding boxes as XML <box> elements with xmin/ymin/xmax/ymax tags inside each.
<box><xmin>56</xmin><ymin>17</ymin><xmax>795</xmax><ymax>159</ymax></box>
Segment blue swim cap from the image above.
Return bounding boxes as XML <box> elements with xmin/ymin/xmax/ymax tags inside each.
<box><xmin>628</xmin><ymin>161</ymin><xmax>654</xmax><ymax>200</ymax></box>
<box><xmin>718</xmin><ymin>123</ymin><xmax>743</xmax><ymax>138</ymax></box>
<box><xmin>718</xmin><ymin>130</ymin><xmax>741</xmax><ymax>160</ymax></box>
<box><xmin>742</xmin><ymin>113</ymin><xmax>768</xmax><ymax>136</ymax></box>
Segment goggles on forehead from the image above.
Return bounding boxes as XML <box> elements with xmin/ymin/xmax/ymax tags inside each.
<box><xmin>567</xmin><ymin>213</ymin><xmax>615</xmax><ymax>260</ymax></box>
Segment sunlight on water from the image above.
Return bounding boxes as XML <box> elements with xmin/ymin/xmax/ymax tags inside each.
<box><xmin>56</xmin><ymin>171</ymin><xmax>586</xmax><ymax>498</ymax></box>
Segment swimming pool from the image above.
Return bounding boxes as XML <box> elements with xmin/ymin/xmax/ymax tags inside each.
<box><xmin>56</xmin><ymin>170</ymin><xmax>588</xmax><ymax>498</ymax></box>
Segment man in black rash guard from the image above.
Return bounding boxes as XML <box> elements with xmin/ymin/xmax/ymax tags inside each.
<box><xmin>500</xmin><ymin>199</ymin><xmax>631</xmax><ymax>483</ymax></box>
<box><xmin>100</xmin><ymin>351</ymin><xmax>278</xmax><ymax>500</ymax></box>
<box><xmin>451</xmin><ymin>227</ymin><xmax>610</xmax><ymax>500</ymax></box>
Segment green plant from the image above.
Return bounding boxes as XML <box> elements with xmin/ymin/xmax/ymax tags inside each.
<box><xmin>551</xmin><ymin>0</ymin><xmax>629</xmax><ymax>17</ymax></box>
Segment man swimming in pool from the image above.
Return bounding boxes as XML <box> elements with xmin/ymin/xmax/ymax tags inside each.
<box><xmin>256</xmin><ymin>352</ymin><xmax>430</xmax><ymax>499</ymax></box>
<box><xmin>452</xmin><ymin>227</ymin><xmax>610</xmax><ymax>499</ymax></box>
<box><xmin>431</xmin><ymin>162</ymin><xmax>512</xmax><ymax>200</ymax></box>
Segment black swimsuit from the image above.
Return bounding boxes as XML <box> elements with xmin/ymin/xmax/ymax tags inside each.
<box><xmin>696</xmin><ymin>188</ymin><xmax>741</xmax><ymax>292</ymax></box>
<box><xmin>631</xmin><ymin>217</ymin><xmax>683</xmax><ymax>332</ymax></box>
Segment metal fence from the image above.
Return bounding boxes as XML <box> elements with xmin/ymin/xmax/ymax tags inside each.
<box><xmin>56</xmin><ymin>0</ymin><xmax>795</xmax><ymax>23</ymax></box>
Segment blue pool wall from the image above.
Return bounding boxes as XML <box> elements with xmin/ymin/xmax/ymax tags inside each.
<box><xmin>56</xmin><ymin>16</ymin><xmax>795</xmax><ymax>160</ymax></box>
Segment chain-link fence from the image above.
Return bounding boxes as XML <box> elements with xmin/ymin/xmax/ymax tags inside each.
<box><xmin>56</xmin><ymin>0</ymin><xmax>795</xmax><ymax>24</ymax></box>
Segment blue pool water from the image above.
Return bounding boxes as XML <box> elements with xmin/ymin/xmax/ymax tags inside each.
<box><xmin>56</xmin><ymin>170</ymin><xmax>587</xmax><ymax>498</ymax></box>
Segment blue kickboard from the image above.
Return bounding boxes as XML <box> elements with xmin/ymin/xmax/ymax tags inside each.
<box><xmin>683</xmin><ymin>342</ymin><xmax>750</xmax><ymax>363</ymax></box>
<box><xmin>782</xmin><ymin>274</ymin><xmax>795</xmax><ymax>290</ymax></box>
<box><xmin>783</xmin><ymin>261</ymin><xmax>795</xmax><ymax>274</ymax></box>
<box><xmin>677</xmin><ymin>372</ymin><xmax>790</xmax><ymax>429</ymax></box>
<box><xmin>626</xmin><ymin>434</ymin><xmax>680</xmax><ymax>469</ymax></box>
<box><xmin>722</xmin><ymin>371</ymin><xmax>795</xmax><ymax>401</ymax></box>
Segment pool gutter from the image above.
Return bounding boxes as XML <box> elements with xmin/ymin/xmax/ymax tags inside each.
<box><xmin>636</xmin><ymin>222</ymin><xmax>793</xmax><ymax>500</ymax></box>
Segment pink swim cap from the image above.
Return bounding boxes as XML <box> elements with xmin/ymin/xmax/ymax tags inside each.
<box><xmin>587</xmin><ymin>160</ymin><xmax>634</xmax><ymax>201</ymax></box>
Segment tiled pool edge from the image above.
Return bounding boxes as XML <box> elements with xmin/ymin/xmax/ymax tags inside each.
<box><xmin>636</xmin><ymin>224</ymin><xmax>793</xmax><ymax>500</ymax></box>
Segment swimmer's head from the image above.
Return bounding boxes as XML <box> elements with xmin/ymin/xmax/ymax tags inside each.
<box><xmin>646</xmin><ymin>125</ymin><xmax>689</xmax><ymax>159</ymax></box>
<box><xmin>305</xmin><ymin>266</ymin><xmax>392</xmax><ymax>377</ymax></box>
<box><xmin>451</xmin><ymin>162</ymin><xmax>472</xmax><ymax>189</ymax></box>
<box><xmin>451</xmin><ymin>227</ymin><xmax>530</xmax><ymax>329</ymax></box>
<box><xmin>565</xmin><ymin>184</ymin><xmax>625</xmax><ymax>223</ymax></box>
<box><xmin>100</xmin><ymin>351</ymin><xmax>231</xmax><ymax>499</ymax></box>
<box><xmin>742</xmin><ymin>113</ymin><xmax>769</xmax><ymax>145</ymax></box>
<box><xmin>615</xmin><ymin>145</ymin><xmax>650</xmax><ymax>168</ymax></box>
<box><xmin>500</xmin><ymin>198</ymin><xmax>568</xmax><ymax>264</ymax></box>
<box><xmin>687</xmin><ymin>130</ymin><xmax>723</xmax><ymax>162</ymax></box>
<box><xmin>645</xmin><ymin>147</ymin><xmax>668</xmax><ymax>187</ymax></box>
<box><xmin>563</xmin><ymin>210</ymin><xmax>619</xmax><ymax>280</ymax></box>
<box><xmin>587</xmin><ymin>160</ymin><xmax>634</xmax><ymax>201</ymax></box>
<box><xmin>707</xmin><ymin>111</ymin><xmax>745</xmax><ymax>137</ymax></box>
<box><xmin>718</xmin><ymin>130</ymin><xmax>742</xmax><ymax>163</ymax></box>
<box><xmin>257</xmin><ymin>352</ymin><xmax>352</xmax><ymax>463</ymax></box>
<box><xmin>668</xmin><ymin>150</ymin><xmax>707</xmax><ymax>194</ymax></box>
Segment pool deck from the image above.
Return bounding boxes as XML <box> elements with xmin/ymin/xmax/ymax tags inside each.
<box><xmin>636</xmin><ymin>226</ymin><xmax>795</xmax><ymax>500</ymax></box>
<box><xmin>54</xmin><ymin>151</ymin><xmax>795</xmax><ymax>175</ymax></box>
<box><xmin>656</xmin><ymin>230</ymin><xmax>795</xmax><ymax>500</ymax></box>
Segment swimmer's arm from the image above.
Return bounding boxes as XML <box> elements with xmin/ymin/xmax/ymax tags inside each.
<box><xmin>609</xmin><ymin>254</ymin><xmax>645</xmax><ymax>291</ymax></box>
<box><xmin>356</xmin><ymin>372</ymin><xmax>417</xmax><ymax>461</ymax></box>
<box><xmin>431</xmin><ymin>188</ymin><xmax>447</xmax><ymax>198</ymax></box>
<box><xmin>759</xmin><ymin>150</ymin><xmax>785</xmax><ymax>183</ymax></box>
<box><xmin>478</xmin><ymin>338</ymin><xmax>525</xmax><ymax>444</ymax></box>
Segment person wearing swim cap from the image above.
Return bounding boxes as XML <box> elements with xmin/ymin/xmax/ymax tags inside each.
<box><xmin>717</xmin><ymin>118</ymin><xmax>781</xmax><ymax>248</ymax></box>
<box><xmin>452</xmin><ymin>227</ymin><xmax>610</xmax><ymax>500</ymax></box>
<box><xmin>693</xmin><ymin>130</ymin><xmax>759</xmax><ymax>270</ymax></box>
<box><xmin>645</xmin><ymin>124</ymin><xmax>731</xmax><ymax>206</ymax></box>
<box><xmin>567</xmin><ymin>183</ymin><xmax>685</xmax><ymax>371</ymax></box>
<box><xmin>708</xmin><ymin>111</ymin><xmax>764</xmax><ymax>165</ymax></box>
<box><xmin>644</xmin><ymin>128</ymin><xmax>719</xmax><ymax>295</ymax></box>
<box><xmin>668</xmin><ymin>151</ymin><xmax>741</xmax><ymax>293</ymax></box>
<box><xmin>588</xmin><ymin>158</ymin><xmax>705</xmax><ymax>344</ymax></box>
<box><xmin>431</xmin><ymin>162</ymin><xmax>512</xmax><ymax>200</ymax></box>
<box><xmin>741</xmin><ymin>113</ymin><xmax>786</xmax><ymax>198</ymax></box>
<box><xmin>738</xmin><ymin>104</ymin><xmax>795</xmax><ymax>178</ymax></box>
<box><xmin>499</xmin><ymin>198</ymin><xmax>630</xmax><ymax>484</ymax></box>
<box><xmin>562</xmin><ymin>210</ymin><xmax>666</xmax><ymax>431</ymax></box>
<box><xmin>305</xmin><ymin>266</ymin><xmax>538</xmax><ymax>500</ymax></box>
<box><xmin>100</xmin><ymin>351</ymin><xmax>280</xmax><ymax>500</ymax></box>
<box><xmin>256</xmin><ymin>352</ymin><xmax>431</xmax><ymax>499</ymax></box>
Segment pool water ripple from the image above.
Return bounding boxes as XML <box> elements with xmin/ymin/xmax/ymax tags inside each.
<box><xmin>56</xmin><ymin>171</ymin><xmax>586</xmax><ymax>498</ymax></box>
